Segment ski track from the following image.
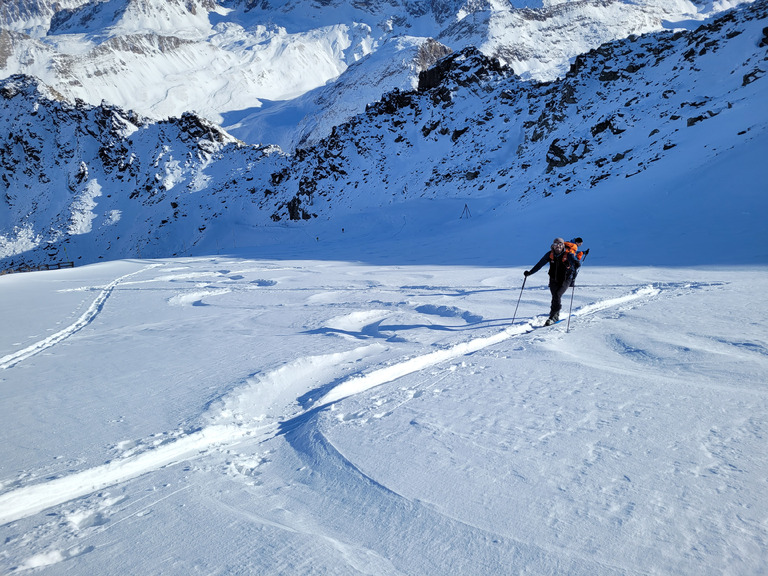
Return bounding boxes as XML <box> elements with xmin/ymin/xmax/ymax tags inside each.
<box><xmin>318</xmin><ymin>285</ymin><xmax>661</xmax><ymax>405</ymax></box>
<box><xmin>0</xmin><ymin>282</ymin><xmax>668</xmax><ymax>526</ymax></box>
<box><xmin>0</xmin><ymin>424</ymin><xmax>254</xmax><ymax>526</ymax></box>
<box><xmin>0</xmin><ymin>265</ymin><xmax>160</xmax><ymax>370</ymax></box>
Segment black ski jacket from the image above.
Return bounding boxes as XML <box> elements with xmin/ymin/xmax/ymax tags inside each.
<box><xmin>528</xmin><ymin>250</ymin><xmax>579</xmax><ymax>287</ymax></box>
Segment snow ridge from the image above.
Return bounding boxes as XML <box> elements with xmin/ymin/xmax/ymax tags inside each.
<box><xmin>1</xmin><ymin>0</ymin><xmax>749</xmax><ymax>131</ymax></box>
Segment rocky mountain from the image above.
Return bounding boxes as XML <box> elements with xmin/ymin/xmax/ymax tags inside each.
<box><xmin>1</xmin><ymin>0</ymin><xmax>765</xmax><ymax>269</ymax></box>
<box><xmin>224</xmin><ymin>36</ymin><xmax>453</xmax><ymax>151</ymax></box>
<box><xmin>0</xmin><ymin>0</ymin><xmax>753</xmax><ymax>149</ymax></box>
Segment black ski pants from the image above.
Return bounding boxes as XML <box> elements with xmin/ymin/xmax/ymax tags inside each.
<box><xmin>549</xmin><ymin>280</ymin><xmax>570</xmax><ymax>318</ymax></box>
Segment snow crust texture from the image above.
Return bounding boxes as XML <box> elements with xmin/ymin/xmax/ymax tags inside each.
<box><xmin>0</xmin><ymin>2</ymin><xmax>766</xmax><ymax>573</ymax></box>
<box><xmin>0</xmin><ymin>260</ymin><xmax>766</xmax><ymax>574</ymax></box>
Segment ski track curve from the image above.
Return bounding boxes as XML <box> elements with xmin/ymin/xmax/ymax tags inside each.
<box><xmin>0</xmin><ymin>283</ymin><xmax>668</xmax><ymax>526</ymax></box>
<box><xmin>317</xmin><ymin>285</ymin><xmax>661</xmax><ymax>406</ymax></box>
<box><xmin>0</xmin><ymin>345</ymin><xmax>381</xmax><ymax>526</ymax></box>
<box><xmin>0</xmin><ymin>265</ymin><xmax>160</xmax><ymax>370</ymax></box>
<box><xmin>0</xmin><ymin>424</ymin><xmax>255</xmax><ymax>526</ymax></box>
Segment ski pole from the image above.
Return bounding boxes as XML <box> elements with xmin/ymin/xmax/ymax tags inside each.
<box><xmin>511</xmin><ymin>275</ymin><xmax>527</xmax><ymax>325</ymax></box>
<box><xmin>565</xmin><ymin>282</ymin><xmax>577</xmax><ymax>333</ymax></box>
<box><xmin>566</xmin><ymin>250</ymin><xmax>589</xmax><ymax>333</ymax></box>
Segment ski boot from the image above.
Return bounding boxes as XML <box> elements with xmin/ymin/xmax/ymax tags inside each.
<box><xmin>544</xmin><ymin>312</ymin><xmax>560</xmax><ymax>326</ymax></box>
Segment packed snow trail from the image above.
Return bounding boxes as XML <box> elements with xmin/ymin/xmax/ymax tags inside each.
<box><xmin>0</xmin><ymin>425</ymin><xmax>252</xmax><ymax>525</ymax></box>
<box><xmin>0</xmin><ymin>265</ymin><xmax>159</xmax><ymax>370</ymax></box>
<box><xmin>0</xmin><ymin>284</ymin><xmax>661</xmax><ymax>525</ymax></box>
<box><xmin>318</xmin><ymin>285</ymin><xmax>660</xmax><ymax>405</ymax></box>
<box><xmin>0</xmin><ymin>345</ymin><xmax>383</xmax><ymax>525</ymax></box>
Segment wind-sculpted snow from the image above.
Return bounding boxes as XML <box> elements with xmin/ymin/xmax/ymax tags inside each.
<box><xmin>0</xmin><ymin>259</ymin><xmax>766</xmax><ymax>574</ymax></box>
<box><xmin>3</xmin><ymin>279</ymin><xmax>673</xmax><ymax>542</ymax></box>
<box><xmin>0</xmin><ymin>269</ymin><xmax>702</xmax><ymax>523</ymax></box>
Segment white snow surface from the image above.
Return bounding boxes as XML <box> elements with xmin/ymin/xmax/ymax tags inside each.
<box><xmin>1</xmin><ymin>204</ymin><xmax>767</xmax><ymax>574</ymax></box>
<box><xmin>0</xmin><ymin>2</ymin><xmax>766</xmax><ymax>574</ymax></box>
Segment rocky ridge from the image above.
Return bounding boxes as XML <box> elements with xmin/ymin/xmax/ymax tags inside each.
<box><xmin>0</xmin><ymin>0</ymin><xmax>753</xmax><ymax>147</ymax></box>
<box><xmin>267</xmin><ymin>1</ymin><xmax>767</xmax><ymax>217</ymax></box>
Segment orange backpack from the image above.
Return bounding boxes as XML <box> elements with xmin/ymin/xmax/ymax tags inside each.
<box><xmin>564</xmin><ymin>241</ymin><xmax>585</xmax><ymax>261</ymax></box>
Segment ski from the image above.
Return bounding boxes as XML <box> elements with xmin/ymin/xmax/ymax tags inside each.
<box><xmin>532</xmin><ymin>318</ymin><xmax>563</xmax><ymax>329</ymax></box>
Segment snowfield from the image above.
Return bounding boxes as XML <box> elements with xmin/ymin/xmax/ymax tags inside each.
<box><xmin>0</xmin><ymin>2</ymin><xmax>766</xmax><ymax>573</ymax></box>
<box><xmin>1</xmin><ymin>254</ymin><xmax>766</xmax><ymax>574</ymax></box>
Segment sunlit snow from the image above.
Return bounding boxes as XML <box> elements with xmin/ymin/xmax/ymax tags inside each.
<box><xmin>1</xmin><ymin>151</ymin><xmax>766</xmax><ymax>573</ymax></box>
<box><xmin>0</xmin><ymin>1</ymin><xmax>766</xmax><ymax>574</ymax></box>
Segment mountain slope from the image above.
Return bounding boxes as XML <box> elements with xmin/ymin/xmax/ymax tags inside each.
<box><xmin>0</xmin><ymin>0</ymin><xmax>755</xmax><ymax>146</ymax></box>
<box><xmin>220</xmin><ymin>36</ymin><xmax>453</xmax><ymax>150</ymax></box>
<box><xmin>1</xmin><ymin>0</ymin><xmax>766</xmax><ymax>269</ymax></box>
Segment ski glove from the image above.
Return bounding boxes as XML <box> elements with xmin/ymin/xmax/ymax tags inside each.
<box><xmin>524</xmin><ymin>270</ymin><xmax>532</xmax><ymax>277</ymax></box>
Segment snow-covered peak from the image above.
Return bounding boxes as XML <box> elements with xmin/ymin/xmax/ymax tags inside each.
<box><xmin>223</xmin><ymin>36</ymin><xmax>453</xmax><ymax>149</ymax></box>
<box><xmin>1</xmin><ymin>0</ymin><xmax>765</xmax><ymax>269</ymax></box>
<box><xmin>48</xmin><ymin>0</ymin><xmax>221</xmax><ymax>39</ymax></box>
<box><xmin>0</xmin><ymin>0</ymin><xmax>755</xmax><ymax>143</ymax></box>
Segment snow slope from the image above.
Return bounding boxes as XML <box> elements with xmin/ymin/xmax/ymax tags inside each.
<box><xmin>0</xmin><ymin>255</ymin><xmax>766</xmax><ymax>574</ymax></box>
<box><xmin>0</xmin><ymin>3</ymin><xmax>766</xmax><ymax>571</ymax></box>
<box><xmin>220</xmin><ymin>36</ymin><xmax>453</xmax><ymax>151</ymax></box>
